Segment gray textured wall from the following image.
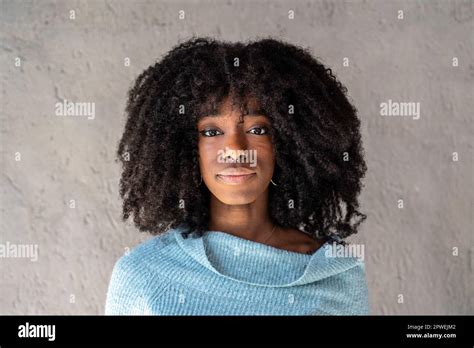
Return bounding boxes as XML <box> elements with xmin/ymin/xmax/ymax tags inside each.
<box><xmin>1</xmin><ymin>0</ymin><xmax>472</xmax><ymax>315</ymax></box>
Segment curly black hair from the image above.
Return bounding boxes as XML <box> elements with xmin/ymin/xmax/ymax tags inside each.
<box><xmin>117</xmin><ymin>36</ymin><xmax>367</xmax><ymax>241</ymax></box>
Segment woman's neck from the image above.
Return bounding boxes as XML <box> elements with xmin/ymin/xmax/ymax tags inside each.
<box><xmin>208</xmin><ymin>193</ymin><xmax>274</xmax><ymax>243</ymax></box>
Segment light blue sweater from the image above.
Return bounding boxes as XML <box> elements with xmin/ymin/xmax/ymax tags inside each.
<box><xmin>105</xmin><ymin>226</ymin><xmax>369</xmax><ymax>315</ymax></box>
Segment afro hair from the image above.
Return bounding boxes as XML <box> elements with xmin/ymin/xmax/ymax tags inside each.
<box><xmin>117</xmin><ymin>36</ymin><xmax>367</xmax><ymax>241</ymax></box>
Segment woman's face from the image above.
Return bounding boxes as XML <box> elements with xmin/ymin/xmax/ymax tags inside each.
<box><xmin>197</xmin><ymin>95</ymin><xmax>275</xmax><ymax>205</ymax></box>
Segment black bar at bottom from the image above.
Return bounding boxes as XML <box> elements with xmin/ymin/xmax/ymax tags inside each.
<box><xmin>0</xmin><ymin>315</ymin><xmax>472</xmax><ymax>346</ymax></box>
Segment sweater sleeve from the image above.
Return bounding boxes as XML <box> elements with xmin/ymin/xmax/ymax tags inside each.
<box><xmin>105</xmin><ymin>253</ymin><xmax>152</xmax><ymax>315</ymax></box>
<box><xmin>314</xmin><ymin>262</ymin><xmax>370</xmax><ymax>316</ymax></box>
<box><xmin>346</xmin><ymin>262</ymin><xmax>370</xmax><ymax>315</ymax></box>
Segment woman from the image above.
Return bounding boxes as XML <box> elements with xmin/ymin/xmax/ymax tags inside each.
<box><xmin>105</xmin><ymin>37</ymin><xmax>369</xmax><ymax>315</ymax></box>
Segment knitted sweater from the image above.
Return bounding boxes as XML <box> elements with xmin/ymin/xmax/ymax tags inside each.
<box><xmin>105</xmin><ymin>226</ymin><xmax>369</xmax><ymax>315</ymax></box>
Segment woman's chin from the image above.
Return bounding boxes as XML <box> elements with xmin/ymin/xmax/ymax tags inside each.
<box><xmin>213</xmin><ymin>192</ymin><xmax>260</xmax><ymax>206</ymax></box>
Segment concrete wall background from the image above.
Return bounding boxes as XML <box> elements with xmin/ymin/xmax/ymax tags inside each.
<box><xmin>1</xmin><ymin>0</ymin><xmax>472</xmax><ymax>314</ymax></box>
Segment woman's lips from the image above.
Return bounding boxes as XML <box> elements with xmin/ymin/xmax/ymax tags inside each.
<box><xmin>216</xmin><ymin>173</ymin><xmax>256</xmax><ymax>185</ymax></box>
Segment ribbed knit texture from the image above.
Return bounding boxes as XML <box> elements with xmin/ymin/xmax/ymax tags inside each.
<box><xmin>105</xmin><ymin>226</ymin><xmax>369</xmax><ymax>315</ymax></box>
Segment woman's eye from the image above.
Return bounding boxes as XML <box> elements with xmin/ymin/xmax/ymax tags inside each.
<box><xmin>200</xmin><ymin>129</ymin><xmax>222</xmax><ymax>137</ymax></box>
<box><xmin>248</xmin><ymin>126</ymin><xmax>269</xmax><ymax>135</ymax></box>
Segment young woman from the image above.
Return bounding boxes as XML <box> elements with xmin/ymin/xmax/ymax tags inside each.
<box><xmin>105</xmin><ymin>37</ymin><xmax>369</xmax><ymax>315</ymax></box>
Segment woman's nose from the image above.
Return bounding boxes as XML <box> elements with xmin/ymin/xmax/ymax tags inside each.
<box><xmin>222</xmin><ymin>131</ymin><xmax>248</xmax><ymax>162</ymax></box>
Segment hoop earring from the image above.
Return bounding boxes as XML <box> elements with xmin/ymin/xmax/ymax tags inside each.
<box><xmin>270</xmin><ymin>179</ymin><xmax>278</xmax><ymax>186</ymax></box>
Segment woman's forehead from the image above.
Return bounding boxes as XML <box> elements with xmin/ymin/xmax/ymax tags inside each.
<box><xmin>200</xmin><ymin>94</ymin><xmax>267</xmax><ymax>119</ymax></box>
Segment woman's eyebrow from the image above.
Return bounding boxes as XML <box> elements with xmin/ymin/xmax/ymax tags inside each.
<box><xmin>200</xmin><ymin>108</ymin><xmax>268</xmax><ymax>119</ymax></box>
<box><xmin>244</xmin><ymin>107</ymin><xmax>267</xmax><ymax>116</ymax></box>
